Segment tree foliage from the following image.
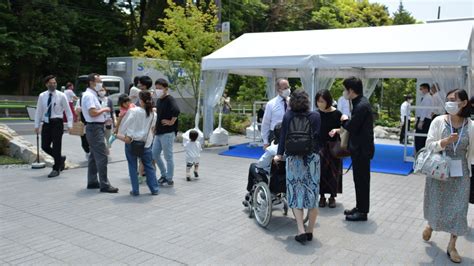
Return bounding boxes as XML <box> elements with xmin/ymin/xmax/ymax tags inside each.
<box><xmin>132</xmin><ymin>0</ymin><xmax>222</xmax><ymax>111</ymax></box>
<box><xmin>392</xmin><ymin>1</ymin><xmax>417</xmax><ymax>25</ymax></box>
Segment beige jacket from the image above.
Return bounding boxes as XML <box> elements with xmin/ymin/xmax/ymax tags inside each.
<box><xmin>425</xmin><ymin>115</ymin><xmax>474</xmax><ymax>176</ymax></box>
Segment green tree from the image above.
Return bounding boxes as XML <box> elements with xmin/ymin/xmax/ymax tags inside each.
<box><xmin>132</xmin><ymin>0</ymin><xmax>222</xmax><ymax>112</ymax></box>
<box><xmin>235</xmin><ymin>76</ymin><xmax>267</xmax><ymax>102</ymax></box>
<box><xmin>392</xmin><ymin>1</ymin><xmax>416</xmax><ymax>25</ymax></box>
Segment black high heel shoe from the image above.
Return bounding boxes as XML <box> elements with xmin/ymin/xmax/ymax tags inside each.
<box><xmin>295</xmin><ymin>233</ymin><xmax>308</xmax><ymax>244</ymax></box>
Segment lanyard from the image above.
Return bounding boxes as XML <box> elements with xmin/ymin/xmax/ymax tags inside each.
<box><xmin>448</xmin><ymin>115</ymin><xmax>465</xmax><ymax>155</ymax></box>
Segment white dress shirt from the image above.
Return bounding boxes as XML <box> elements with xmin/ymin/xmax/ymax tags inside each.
<box><xmin>34</xmin><ymin>90</ymin><xmax>73</xmax><ymax>129</ymax></box>
<box><xmin>256</xmin><ymin>143</ymin><xmax>278</xmax><ymax>174</ymax></box>
<box><xmin>261</xmin><ymin>95</ymin><xmax>288</xmax><ymax>144</ymax></box>
<box><xmin>81</xmin><ymin>88</ymin><xmax>106</xmax><ymax>123</ymax></box>
<box><xmin>400</xmin><ymin>101</ymin><xmax>411</xmax><ymax>123</ymax></box>
<box><xmin>119</xmin><ymin>107</ymin><xmax>157</xmax><ymax>148</ymax></box>
<box><xmin>184</xmin><ymin>140</ymin><xmax>202</xmax><ymax>163</ymax></box>
<box><xmin>64</xmin><ymin>89</ymin><xmax>76</xmax><ymax>103</ymax></box>
<box><xmin>337</xmin><ymin>96</ymin><xmax>351</xmax><ymax>118</ymax></box>
<box><xmin>416</xmin><ymin>93</ymin><xmax>433</xmax><ymax>120</ymax></box>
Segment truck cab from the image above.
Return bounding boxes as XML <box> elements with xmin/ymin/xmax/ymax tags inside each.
<box><xmin>75</xmin><ymin>75</ymin><xmax>125</xmax><ymax>105</ymax></box>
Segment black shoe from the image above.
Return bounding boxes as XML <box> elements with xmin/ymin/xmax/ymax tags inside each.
<box><xmin>305</xmin><ymin>233</ymin><xmax>313</xmax><ymax>241</ymax></box>
<box><xmin>194</xmin><ymin>171</ymin><xmax>199</xmax><ymax>178</ymax></box>
<box><xmin>186</xmin><ymin>176</ymin><xmax>191</xmax><ymax>181</ymax></box>
<box><xmin>344</xmin><ymin>207</ymin><xmax>358</xmax><ymax>216</ymax></box>
<box><xmin>166</xmin><ymin>180</ymin><xmax>174</xmax><ymax>186</ymax></box>
<box><xmin>151</xmin><ymin>191</ymin><xmax>159</xmax><ymax>196</ymax></box>
<box><xmin>100</xmin><ymin>186</ymin><xmax>119</xmax><ymax>193</ymax></box>
<box><xmin>295</xmin><ymin>233</ymin><xmax>308</xmax><ymax>244</ymax></box>
<box><xmin>87</xmin><ymin>183</ymin><xmax>100</xmax><ymax>189</ymax></box>
<box><xmin>60</xmin><ymin>156</ymin><xmax>66</xmax><ymax>171</ymax></box>
<box><xmin>345</xmin><ymin>211</ymin><xmax>368</xmax><ymax>222</ymax></box>
<box><xmin>158</xmin><ymin>177</ymin><xmax>167</xmax><ymax>184</ymax></box>
<box><xmin>242</xmin><ymin>200</ymin><xmax>249</xmax><ymax>207</ymax></box>
<box><xmin>319</xmin><ymin>198</ymin><xmax>326</xmax><ymax>208</ymax></box>
<box><xmin>48</xmin><ymin>170</ymin><xmax>60</xmax><ymax>178</ymax></box>
<box><xmin>129</xmin><ymin>191</ymin><xmax>139</xmax><ymax>196</ymax></box>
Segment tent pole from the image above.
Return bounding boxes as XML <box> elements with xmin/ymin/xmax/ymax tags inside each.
<box><xmin>311</xmin><ymin>68</ymin><xmax>317</xmax><ymax>111</ymax></box>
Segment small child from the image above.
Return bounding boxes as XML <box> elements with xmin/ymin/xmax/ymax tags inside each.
<box><xmin>109</xmin><ymin>94</ymin><xmax>135</xmax><ymax>145</ymax></box>
<box><xmin>184</xmin><ymin>130</ymin><xmax>202</xmax><ymax>181</ymax></box>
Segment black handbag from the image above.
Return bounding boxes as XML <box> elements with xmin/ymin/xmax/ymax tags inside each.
<box><xmin>130</xmin><ymin>115</ymin><xmax>153</xmax><ymax>157</ymax></box>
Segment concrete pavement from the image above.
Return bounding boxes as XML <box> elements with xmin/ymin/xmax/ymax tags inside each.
<box><xmin>0</xmin><ymin>132</ymin><xmax>473</xmax><ymax>265</ymax></box>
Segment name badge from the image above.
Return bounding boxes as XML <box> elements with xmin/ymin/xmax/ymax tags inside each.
<box><xmin>449</xmin><ymin>160</ymin><xmax>463</xmax><ymax>177</ymax></box>
<box><xmin>44</xmin><ymin>114</ymin><xmax>49</xmax><ymax>123</ymax></box>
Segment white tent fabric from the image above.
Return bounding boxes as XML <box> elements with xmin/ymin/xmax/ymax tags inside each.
<box><xmin>200</xmin><ymin>21</ymin><xmax>474</xmax><ymax>137</ymax></box>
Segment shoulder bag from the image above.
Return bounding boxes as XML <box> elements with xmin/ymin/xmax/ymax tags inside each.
<box><xmin>413</xmin><ymin>147</ymin><xmax>450</xmax><ymax>181</ymax></box>
<box><xmin>130</xmin><ymin>115</ymin><xmax>154</xmax><ymax>157</ymax></box>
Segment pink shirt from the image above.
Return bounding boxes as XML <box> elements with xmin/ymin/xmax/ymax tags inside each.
<box><xmin>119</xmin><ymin>103</ymin><xmax>136</xmax><ymax>118</ymax></box>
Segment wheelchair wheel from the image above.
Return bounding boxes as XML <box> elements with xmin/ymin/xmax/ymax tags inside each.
<box><xmin>252</xmin><ymin>182</ymin><xmax>272</xmax><ymax>227</ymax></box>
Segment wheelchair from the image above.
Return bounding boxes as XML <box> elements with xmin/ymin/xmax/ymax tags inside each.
<box><xmin>247</xmin><ymin>160</ymin><xmax>289</xmax><ymax>227</ymax></box>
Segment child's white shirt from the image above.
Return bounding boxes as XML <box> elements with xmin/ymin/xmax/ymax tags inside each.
<box><xmin>184</xmin><ymin>140</ymin><xmax>202</xmax><ymax>163</ymax></box>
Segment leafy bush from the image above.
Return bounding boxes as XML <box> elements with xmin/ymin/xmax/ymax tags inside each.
<box><xmin>0</xmin><ymin>135</ymin><xmax>8</xmax><ymax>155</ymax></box>
<box><xmin>375</xmin><ymin>110</ymin><xmax>399</xmax><ymax>128</ymax></box>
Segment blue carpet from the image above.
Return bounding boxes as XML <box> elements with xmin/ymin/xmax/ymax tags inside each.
<box><xmin>219</xmin><ymin>143</ymin><xmax>415</xmax><ymax>176</ymax></box>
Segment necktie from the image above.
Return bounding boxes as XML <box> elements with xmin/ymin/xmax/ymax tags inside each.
<box><xmin>46</xmin><ymin>93</ymin><xmax>52</xmax><ymax>119</ymax></box>
<box><xmin>283</xmin><ymin>98</ymin><xmax>287</xmax><ymax>112</ymax></box>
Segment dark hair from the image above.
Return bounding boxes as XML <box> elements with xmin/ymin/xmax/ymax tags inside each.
<box><xmin>405</xmin><ymin>94</ymin><xmax>413</xmax><ymax>101</ymax></box>
<box><xmin>189</xmin><ymin>130</ymin><xmax>198</xmax><ymax>142</ymax></box>
<box><xmin>43</xmin><ymin>75</ymin><xmax>56</xmax><ymax>84</ymax></box>
<box><xmin>446</xmin><ymin>89</ymin><xmax>471</xmax><ymax>118</ymax></box>
<box><xmin>133</xmin><ymin>76</ymin><xmax>140</xmax><ymax>86</ymax></box>
<box><xmin>273</xmin><ymin>122</ymin><xmax>282</xmax><ymax>144</ymax></box>
<box><xmin>128</xmin><ymin>83</ymin><xmax>134</xmax><ymax>91</ymax></box>
<box><xmin>420</xmin><ymin>83</ymin><xmax>430</xmax><ymax>91</ymax></box>
<box><xmin>87</xmin><ymin>73</ymin><xmax>99</xmax><ymax>86</ymax></box>
<box><xmin>139</xmin><ymin>90</ymin><xmax>153</xmax><ymax>117</ymax></box>
<box><xmin>289</xmin><ymin>89</ymin><xmax>310</xmax><ymax>112</ymax></box>
<box><xmin>315</xmin><ymin>89</ymin><xmax>333</xmax><ymax>110</ymax></box>
<box><xmin>65</xmin><ymin>82</ymin><xmax>73</xmax><ymax>89</ymax></box>
<box><xmin>155</xmin><ymin>78</ymin><xmax>169</xmax><ymax>88</ymax></box>
<box><xmin>139</xmin><ymin>76</ymin><xmax>153</xmax><ymax>90</ymax></box>
<box><xmin>342</xmin><ymin>77</ymin><xmax>363</xmax><ymax>95</ymax></box>
<box><xmin>118</xmin><ymin>93</ymin><xmax>131</xmax><ymax>107</ymax></box>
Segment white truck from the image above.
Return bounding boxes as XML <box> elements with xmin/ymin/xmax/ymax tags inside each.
<box><xmin>106</xmin><ymin>57</ymin><xmax>194</xmax><ymax>113</ymax></box>
<box><xmin>75</xmin><ymin>75</ymin><xmax>125</xmax><ymax>106</ymax></box>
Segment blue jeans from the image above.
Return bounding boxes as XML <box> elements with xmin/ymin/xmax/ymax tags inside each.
<box><xmin>125</xmin><ymin>144</ymin><xmax>159</xmax><ymax>195</ymax></box>
<box><xmin>152</xmin><ymin>132</ymin><xmax>175</xmax><ymax>181</ymax></box>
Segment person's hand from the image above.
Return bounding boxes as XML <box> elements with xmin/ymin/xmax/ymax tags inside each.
<box><xmin>445</xmin><ymin>133</ymin><xmax>459</xmax><ymax>145</ymax></box>
<box><xmin>263</xmin><ymin>143</ymin><xmax>270</xmax><ymax>150</ymax></box>
<box><xmin>417</xmin><ymin>121</ymin><xmax>424</xmax><ymax>130</ymax></box>
<box><xmin>329</xmin><ymin>129</ymin><xmax>339</xmax><ymax>138</ymax></box>
<box><xmin>161</xmin><ymin>119</ymin><xmax>172</xmax><ymax>126</ymax></box>
<box><xmin>64</xmin><ymin>127</ymin><xmax>70</xmax><ymax>134</ymax></box>
<box><xmin>101</xmin><ymin>107</ymin><xmax>111</xmax><ymax>113</ymax></box>
<box><xmin>34</xmin><ymin>128</ymin><xmax>40</xmax><ymax>134</ymax></box>
<box><xmin>341</xmin><ymin>114</ymin><xmax>349</xmax><ymax>121</ymax></box>
<box><xmin>273</xmin><ymin>155</ymin><xmax>283</xmax><ymax>162</ymax></box>
<box><xmin>113</xmin><ymin>128</ymin><xmax>118</xmax><ymax>134</ymax></box>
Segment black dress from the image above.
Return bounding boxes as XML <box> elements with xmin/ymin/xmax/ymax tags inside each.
<box><xmin>318</xmin><ymin>109</ymin><xmax>343</xmax><ymax>197</ymax></box>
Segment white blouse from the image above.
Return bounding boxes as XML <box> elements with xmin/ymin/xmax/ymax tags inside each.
<box><xmin>119</xmin><ymin>107</ymin><xmax>157</xmax><ymax>148</ymax></box>
<box><xmin>426</xmin><ymin>115</ymin><xmax>474</xmax><ymax>175</ymax></box>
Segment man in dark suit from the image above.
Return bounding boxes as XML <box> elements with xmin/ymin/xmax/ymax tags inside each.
<box><xmin>340</xmin><ymin>77</ymin><xmax>374</xmax><ymax>221</ymax></box>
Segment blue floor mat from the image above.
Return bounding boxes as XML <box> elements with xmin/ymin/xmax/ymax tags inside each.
<box><xmin>219</xmin><ymin>143</ymin><xmax>415</xmax><ymax>176</ymax></box>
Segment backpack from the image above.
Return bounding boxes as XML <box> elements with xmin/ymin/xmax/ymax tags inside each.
<box><xmin>285</xmin><ymin>113</ymin><xmax>315</xmax><ymax>156</ymax></box>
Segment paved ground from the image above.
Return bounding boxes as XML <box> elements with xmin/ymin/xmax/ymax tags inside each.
<box><xmin>0</xmin><ymin>129</ymin><xmax>473</xmax><ymax>265</ymax></box>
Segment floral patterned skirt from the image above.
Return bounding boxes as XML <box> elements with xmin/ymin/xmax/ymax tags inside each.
<box><xmin>286</xmin><ymin>153</ymin><xmax>320</xmax><ymax>209</ymax></box>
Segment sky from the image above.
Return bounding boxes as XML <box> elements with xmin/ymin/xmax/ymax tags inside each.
<box><xmin>370</xmin><ymin>0</ymin><xmax>474</xmax><ymax>22</ymax></box>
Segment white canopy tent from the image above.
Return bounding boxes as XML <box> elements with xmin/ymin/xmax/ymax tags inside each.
<box><xmin>200</xmin><ymin>21</ymin><xmax>474</xmax><ymax>138</ymax></box>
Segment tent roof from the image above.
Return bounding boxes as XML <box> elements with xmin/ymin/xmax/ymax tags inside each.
<box><xmin>201</xmin><ymin>21</ymin><xmax>474</xmax><ymax>77</ymax></box>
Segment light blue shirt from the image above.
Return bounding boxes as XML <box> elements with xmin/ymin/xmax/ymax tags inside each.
<box><xmin>256</xmin><ymin>143</ymin><xmax>278</xmax><ymax>174</ymax></box>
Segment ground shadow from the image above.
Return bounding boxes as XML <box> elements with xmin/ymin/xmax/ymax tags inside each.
<box><xmin>463</xmin><ymin>226</ymin><xmax>474</xmax><ymax>243</ymax></box>
<box><xmin>343</xmin><ymin>219</ymin><xmax>378</xmax><ymax>235</ymax></box>
<box><xmin>317</xmin><ymin>202</ymin><xmax>346</xmax><ymax>217</ymax></box>
<box><xmin>75</xmin><ymin>189</ymin><xmax>101</xmax><ymax>198</ymax></box>
<box><xmin>420</xmin><ymin>241</ymin><xmax>474</xmax><ymax>265</ymax></box>
<box><xmin>111</xmin><ymin>194</ymin><xmax>153</xmax><ymax>204</ymax></box>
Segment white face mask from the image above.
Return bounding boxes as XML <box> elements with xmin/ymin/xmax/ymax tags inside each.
<box><xmin>95</xmin><ymin>83</ymin><xmax>103</xmax><ymax>92</ymax></box>
<box><xmin>343</xmin><ymin>90</ymin><xmax>350</xmax><ymax>100</ymax></box>
<box><xmin>98</xmin><ymin>91</ymin><xmax>106</xmax><ymax>97</ymax></box>
<box><xmin>445</xmin><ymin>101</ymin><xmax>460</xmax><ymax>115</ymax></box>
<box><xmin>155</xmin><ymin>89</ymin><xmax>164</xmax><ymax>98</ymax></box>
<box><xmin>280</xmin><ymin>89</ymin><xmax>290</xmax><ymax>98</ymax></box>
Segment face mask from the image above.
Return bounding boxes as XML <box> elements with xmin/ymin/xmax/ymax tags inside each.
<box><xmin>155</xmin><ymin>89</ymin><xmax>164</xmax><ymax>98</ymax></box>
<box><xmin>47</xmin><ymin>85</ymin><xmax>56</xmax><ymax>92</ymax></box>
<box><xmin>280</xmin><ymin>89</ymin><xmax>290</xmax><ymax>98</ymax></box>
<box><xmin>445</xmin><ymin>101</ymin><xmax>460</xmax><ymax>115</ymax></box>
<box><xmin>98</xmin><ymin>91</ymin><xmax>106</xmax><ymax>97</ymax></box>
<box><xmin>95</xmin><ymin>83</ymin><xmax>103</xmax><ymax>92</ymax></box>
<box><xmin>343</xmin><ymin>90</ymin><xmax>350</xmax><ymax>100</ymax></box>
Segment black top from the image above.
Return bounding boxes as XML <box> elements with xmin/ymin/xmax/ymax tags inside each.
<box><xmin>257</xmin><ymin>108</ymin><xmax>265</xmax><ymax>123</ymax></box>
<box><xmin>155</xmin><ymin>95</ymin><xmax>180</xmax><ymax>135</ymax></box>
<box><xmin>342</xmin><ymin>95</ymin><xmax>375</xmax><ymax>159</ymax></box>
<box><xmin>277</xmin><ymin>110</ymin><xmax>321</xmax><ymax>156</ymax></box>
<box><xmin>318</xmin><ymin>109</ymin><xmax>342</xmax><ymax>144</ymax></box>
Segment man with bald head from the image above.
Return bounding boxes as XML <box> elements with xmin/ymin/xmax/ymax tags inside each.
<box><xmin>261</xmin><ymin>78</ymin><xmax>291</xmax><ymax>149</ymax></box>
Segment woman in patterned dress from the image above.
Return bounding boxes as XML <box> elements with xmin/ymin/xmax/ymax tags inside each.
<box><xmin>274</xmin><ymin>89</ymin><xmax>321</xmax><ymax>244</ymax></box>
<box><xmin>422</xmin><ymin>89</ymin><xmax>473</xmax><ymax>263</ymax></box>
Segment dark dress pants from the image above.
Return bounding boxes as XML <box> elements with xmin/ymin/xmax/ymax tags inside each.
<box><xmin>247</xmin><ymin>163</ymin><xmax>268</xmax><ymax>191</ymax></box>
<box><xmin>86</xmin><ymin>123</ymin><xmax>111</xmax><ymax>189</ymax></box>
<box><xmin>41</xmin><ymin>118</ymin><xmax>64</xmax><ymax>171</ymax></box>
<box><xmin>414</xmin><ymin>118</ymin><xmax>431</xmax><ymax>153</ymax></box>
<box><xmin>351</xmin><ymin>155</ymin><xmax>371</xmax><ymax>214</ymax></box>
<box><xmin>399</xmin><ymin>119</ymin><xmax>410</xmax><ymax>143</ymax></box>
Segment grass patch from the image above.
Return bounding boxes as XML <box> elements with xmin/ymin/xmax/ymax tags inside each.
<box><xmin>0</xmin><ymin>155</ymin><xmax>26</xmax><ymax>165</ymax></box>
<box><xmin>0</xmin><ymin>117</ymin><xmax>30</xmax><ymax>121</ymax></box>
